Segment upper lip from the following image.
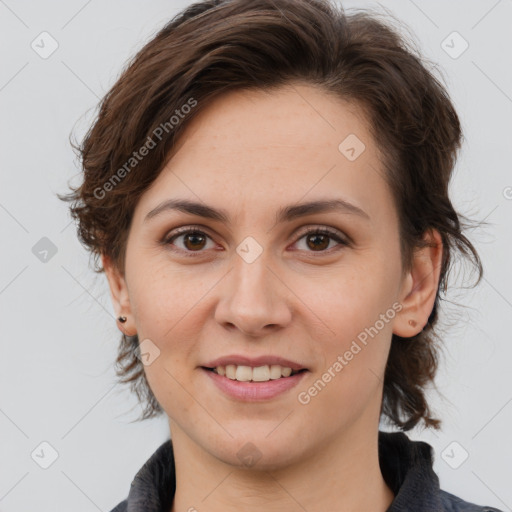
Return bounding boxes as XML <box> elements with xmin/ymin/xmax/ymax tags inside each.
<box><xmin>203</xmin><ymin>355</ymin><xmax>308</xmax><ymax>371</ymax></box>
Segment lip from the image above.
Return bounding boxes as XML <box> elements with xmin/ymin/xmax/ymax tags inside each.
<box><xmin>203</xmin><ymin>354</ymin><xmax>307</xmax><ymax>371</ymax></box>
<box><xmin>202</xmin><ymin>367</ymin><xmax>308</xmax><ymax>401</ymax></box>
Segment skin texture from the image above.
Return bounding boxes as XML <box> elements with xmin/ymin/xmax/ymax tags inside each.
<box><xmin>103</xmin><ymin>83</ymin><xmax>443</xmax><ymax>512</ymax></box>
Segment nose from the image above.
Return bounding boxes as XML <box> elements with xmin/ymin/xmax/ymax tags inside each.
<box><xmin>214</xmin><ymin>253</ymin><xmax>292</xmax><ymax>337</ymax></box>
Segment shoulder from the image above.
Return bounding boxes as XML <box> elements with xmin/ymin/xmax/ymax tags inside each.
<box><xmin>108</xmin><ymin>499</ymin><xmax>127</xmax><ymax>512</ymax></box>
<box><xmin>440</xmin><ymin>489</ymin><xmax>504</xmax><ymax>512</ymax></box>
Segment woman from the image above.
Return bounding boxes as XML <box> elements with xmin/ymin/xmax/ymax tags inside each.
<box><xmin>59</xmin><ymin>0</ymin><xmax>502</xmax><ymax>510</ymax></box>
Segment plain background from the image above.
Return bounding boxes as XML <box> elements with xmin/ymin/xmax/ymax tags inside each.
<box><xmin>0</xmin><ymin>0</ymin><xmax>511</xmax><ymax>510</ymax></box>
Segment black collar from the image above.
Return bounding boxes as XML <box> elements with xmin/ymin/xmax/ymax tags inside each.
<box><xmin>122</xmin><ymin>431</ymin><xmax>445</xmax><ymax>511</ymax></box>
<box><xmin>378</xmin><ymin>431</ymin><xmax>442</xmax><ymax>511</ymax></box>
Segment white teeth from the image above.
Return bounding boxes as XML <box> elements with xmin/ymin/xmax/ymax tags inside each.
<box><xmin>281</xmin><ymin>366</ymin><xmax>292</xmax><ymax>377</ymax></box>
<box><xmin>252</xmin><ymin>365</ymin><xmax>270</xmax><ymax>381</ymax></box>
<box><xmin>212</xmin><ymin>364</ymin><xmax>300</xmax><ymax>382</ymax></box>
<box><xmin>225</xmin><ymin>364</ymin><xmax>236</xmax><ymax>379</ymax></box>
<box><xmin>235</xmin><ymin>365</ymin><xmax>252</xmax><ymax>381</ymax></box>
<box><xmin>269</xmin><ymin>364</ymin><xmax>282</xmax><ymax>379</ymax></box>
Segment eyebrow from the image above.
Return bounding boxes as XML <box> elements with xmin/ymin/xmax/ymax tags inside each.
<box><xmin>144</xmin><ymin>197</ymin><xmax>370</xmax><ymax>224</ymax></box>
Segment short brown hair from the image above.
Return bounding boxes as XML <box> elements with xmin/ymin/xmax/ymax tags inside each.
<box><xmin>59</xmin><ymin>0</ymin><xmax>483</xmax><ymax>431</ymax></box>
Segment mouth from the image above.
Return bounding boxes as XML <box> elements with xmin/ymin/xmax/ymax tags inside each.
<box><xmin>201</xmin><ymin>364</ymin><xmax>308</xmax><ymax>382</ymax></box>
<box><xmin>201</xmin><ymin>364</ymin><xmax>309</xmax><ymax>401</ymax></box>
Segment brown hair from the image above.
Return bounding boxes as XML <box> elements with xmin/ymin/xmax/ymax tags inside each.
<box><xmin>59</xmin><ymin>0</ymin><xmax>483</xmax><ymax>431</ymax></box>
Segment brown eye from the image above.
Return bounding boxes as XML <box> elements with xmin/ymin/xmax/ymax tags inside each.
<box><xmin>294</xmin><ymin>227</ymin><xmax>348</xmax><ymax>253</ymax></box>
<box><xmin>182</xmin><ymin>232</ymin><xmax>207</xmax><ymax>251</ymax></box>
<box><xmin>164</xmin><ymin>227</ymin><xmax>215</xmax><ymax>255</ymax></box>
<box><xmin>163</xmin><ymin>225</ymin><xmax>349</xmax><ymax>258</ymax></box>
<box><xmin>305</xmin><ymin>233</ymin><xmax>330</xmax><ymax>251</ymax></box>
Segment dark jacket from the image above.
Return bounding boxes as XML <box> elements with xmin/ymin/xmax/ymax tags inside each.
<box><xmin>110</xmin><ymin>431</ymin><xmax>503</xmax><ymax>511</ymax></box>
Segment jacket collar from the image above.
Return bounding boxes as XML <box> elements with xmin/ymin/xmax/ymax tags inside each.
<box><xmin>124</xmin><ymin>431</ymin><xmax>443</xmax><ymax>512</ymax></box>
<box><xmin>379</xmin><ymin>431</ymin><xmax>442</xmax><ymax>511</ymax></box>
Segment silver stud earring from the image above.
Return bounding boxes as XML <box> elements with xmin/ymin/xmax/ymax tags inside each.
<box><xmin>118</xmin><ymin>316</ymin><xmax>127</xmax><ymax>323</ymax></box>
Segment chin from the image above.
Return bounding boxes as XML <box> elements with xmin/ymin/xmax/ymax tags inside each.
<box><xmin>209</xmin><ymin>434</ymin><xmax>304</xmax><ymax>472</ymax></box>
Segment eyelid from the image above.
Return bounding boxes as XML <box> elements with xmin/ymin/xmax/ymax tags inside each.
<box><xmin>163</xmin><ymin>224</ymin><xmax>214</xmax><ymax>242</ymax></box>
<box><xmin>294</xmin><ymin>225</ymin><xmax>349</xmax><ymax>243</ymax></box>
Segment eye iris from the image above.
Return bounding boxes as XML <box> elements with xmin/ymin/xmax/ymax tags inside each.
<box><xmin>184</xmin><ymin>232</ymin><xmax>206</xmax><ymax>251</ymax></box>
<box><xmin>307</xmin><ymin>233</ymin><xmax>329</xmax><ymax>251</ymax></box>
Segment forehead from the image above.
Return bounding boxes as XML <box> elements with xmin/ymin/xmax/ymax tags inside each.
<box><xmin>136</xmin><ymin>83</ymin><xmax>393</xmax><ymax>228</ymax></box>
<box><xmin>174</xmin><ymin>83</ymin><xmax>373</xmax><ymax>156</ymax></box>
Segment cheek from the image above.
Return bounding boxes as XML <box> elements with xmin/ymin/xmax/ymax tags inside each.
<box><xmin>298</xmin><ymin>280</ymin><xmax>395</xmax><ymax>422</ymax></box>
<box><xmin>310</xmin><ymin>262</ymin><xmax>397</xmax><ymax>345</ymax></box>
<box><xmin>298</xmin><ymin>264</ymin><xmax>398</xmax><ymax>417</ymax></box>
<box><xmin>127</xmin><ymin>256</ymin><xmax>198</xmax><ymax>335</ymax></box>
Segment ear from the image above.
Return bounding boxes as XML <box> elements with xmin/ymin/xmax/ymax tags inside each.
<box><xmin>393</xmin><ymin>229</ymin><xmax>443</xmax><ymax>338</ymax></box>
<box><xmin>102</xmin><ymin>254</ymin><xmax>137</xmax><ymax>337</ymax></box>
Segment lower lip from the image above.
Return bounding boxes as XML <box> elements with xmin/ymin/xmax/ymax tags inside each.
<box><xmin>201</xmin><ymin>367</ymin><xmax>308</xmax><ymax>401</ymax></box>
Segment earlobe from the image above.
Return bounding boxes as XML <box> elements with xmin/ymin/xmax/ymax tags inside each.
<box><xmin>102</xmin><ymin>254</ymin><xmax>137</xmax><ymax>336</ymax></box>
<box><xmin>393</xmin><ymin>229</ymin><xmax>443</xmax><ymax>338</ymax></box>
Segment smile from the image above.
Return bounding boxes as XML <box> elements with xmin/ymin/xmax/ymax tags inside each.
<box><xmin>201</xmin><ymin>366</ymin><xmax>308</xmax><ymax>401</ymax></box>
<box><xmin>205</xmin><ymin>364</ymin><xmax>305</xmax><ymax>382</ymax></box>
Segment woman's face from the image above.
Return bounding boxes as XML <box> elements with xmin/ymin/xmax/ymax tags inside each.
<box><xmin>106</xmin><ymin>83</ymin><xmax>420</xmax><ymax>468</ymax></box>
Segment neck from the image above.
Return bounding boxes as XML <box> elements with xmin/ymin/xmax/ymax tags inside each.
<box><xmin>169</xmin><ymin>422</ymin><xmax>395</xmax><ymax>512</ymax></box>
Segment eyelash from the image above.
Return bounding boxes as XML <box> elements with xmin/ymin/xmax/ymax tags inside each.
<box><xmin>162</xmin><ymin>225</ymin><xmax>350</xmax><ymax>258</ymax></box>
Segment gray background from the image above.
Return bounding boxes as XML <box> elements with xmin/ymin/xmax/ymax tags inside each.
<box><xmin>0</xmin><ymin>0</ymin><xmax>511</xmax><ymax>510</ymax></box>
